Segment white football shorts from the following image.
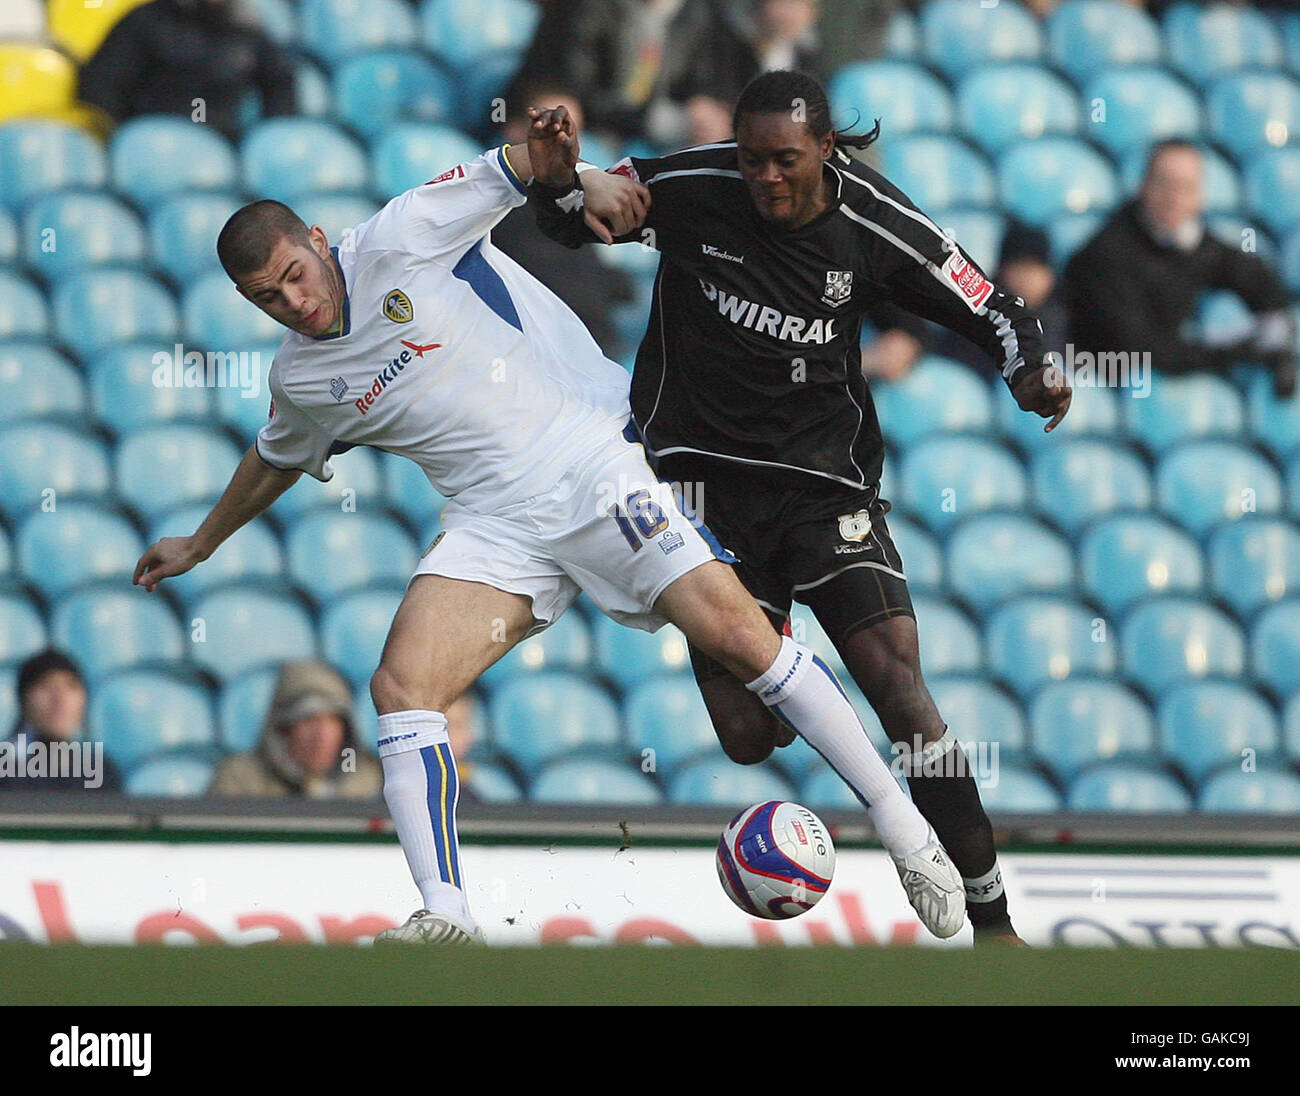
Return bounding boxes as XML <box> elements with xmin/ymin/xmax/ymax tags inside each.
<box><xmin>410</xmin><ymin>425</ymin><xmax>735</xmax><ymax>634</ymax></box>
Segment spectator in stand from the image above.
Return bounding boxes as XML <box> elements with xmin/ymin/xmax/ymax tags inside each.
<box><xmin>711</xmin><ymin>0</ymin><xmax>826</xmax><ymax>94</ymax></box>
<box><xmin>491</xmin><ymin>88</ymin><xmax>634</xmax><ymax>358</ymax></box>
<box><xmin>78</xmin><ymin>0</ymin><xmax>297</xmax><ymax>141</ymax></box>
<box><xmin>1065</xmin><ymin>140</ymin><xmax>1297</xmax><ymax>397</ymax></box>
<box><xmin>0</xmin><ymin>651</ymin><xmax>122</xmax><ymax>793</ymax></box>
<box><xmin>209</xmin><ymin>661</ymin><xmax>381</xmax><ymax>799</ymax></box>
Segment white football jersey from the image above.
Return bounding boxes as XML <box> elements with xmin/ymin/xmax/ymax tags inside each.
<box><xmin>256</xmin><ymin>146</ymin><xmax>632</xmax><ymax>514</ymax></box>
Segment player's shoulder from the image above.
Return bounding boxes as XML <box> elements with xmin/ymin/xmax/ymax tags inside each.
<box><xmin>627</xmin><ymin>142</ymin><xmax>743</xmax><ymax>185</ymax></box>
<box><xmin>830</xmin><ymin>148</ymin><xmax>920</xmax><ymax>218</ymax></box>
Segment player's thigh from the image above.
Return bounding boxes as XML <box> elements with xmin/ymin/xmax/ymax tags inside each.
<box><xmin>653</xmin><ymin>560</ymin><xmax>782</xmax><ymax>680</ymax></box>
<box><xmin>372</xmin><ymin>574</ymin><xmax>536</xmax><ymax>714</ymax></box>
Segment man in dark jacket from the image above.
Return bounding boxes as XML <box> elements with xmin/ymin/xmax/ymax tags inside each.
<box><xmin>78</xmin><ymin>0</ymin><xmax>297</xmax><ymax>140</ymax></box>
<box><xmin>1065</xmin><ymin>139</ymin><xmax>1296</xmax><ymax>396</ymax></box>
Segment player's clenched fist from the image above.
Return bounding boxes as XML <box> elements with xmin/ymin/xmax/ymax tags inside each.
<box><xmin>1011</xmin><ymin>358</ymin><xmax>1072</xmax><ymax>433</ymax></box>
<box><xmin>526</xmin><ymin>105</ymin><xmax>578</xmax><ymax>188</ymax></box>
<box><xmin>133</xmin><ymin>536</ymin><xmax>204</xmax><ymax>592</ymax></box>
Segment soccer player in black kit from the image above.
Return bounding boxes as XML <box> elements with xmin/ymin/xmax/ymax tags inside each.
<box><xmin>530</xmin><ymin>71</ymin><xmax>1071</xmax><ymax>945</ymax></box>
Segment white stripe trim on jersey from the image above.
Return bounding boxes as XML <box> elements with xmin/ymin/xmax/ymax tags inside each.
<box><xmin>642</xmin><ymin>442</ymin><xmax>871</xmax><ymax>491</ymax></box>
<box><xmin>641</xmin><ymin>167</ymin><xmax>744</xmax><ymax>186</ymax></box>
<box><xmin>837</xmin><ymin>166</ymin><xmax>953</xmax><ymax>248</ymax></box>
<box><xmin>841</xmin><ymin>371</ymin><xmax>867</xmax><ymax>485</ymax></box>
<box><xmin>791</xmin><ymin>558</ymin><xmax>909</xmax><ymax>593</ymax></box>
<box><xmin>668</xmin><ymin>141</ymin><xmax>738</xmax><ymax>154</ymax></box>
<box><xmin>988</xmin><ymin>305</ymin><xmax>1025</xmax><ymax>379</ymax></box>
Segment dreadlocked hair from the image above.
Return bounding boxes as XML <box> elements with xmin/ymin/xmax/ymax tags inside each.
<box><xmin>732</xmin><ymin>70</ymin><xmax>880</xmax><ymax>151</ymax></box>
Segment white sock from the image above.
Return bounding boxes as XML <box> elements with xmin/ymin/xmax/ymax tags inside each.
<box><xmin>377</xmin><ymin>709</ymin><xmax>472</xmax><ymax>925</ymax></box>
<box><xmin>745</xmin><ymin>636</ymin><xmax>930</xmax><ymax>856</ymax></box>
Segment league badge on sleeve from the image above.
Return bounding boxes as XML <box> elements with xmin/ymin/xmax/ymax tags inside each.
<box><xmin>822</xmin><ymin>270</ymin><xmax>853</xmax><ymax>309</ymax></box>
<box><xmin>383</xmin><ymin>289</ymin><xmax>414</xmax><ymax>324</ymax></box>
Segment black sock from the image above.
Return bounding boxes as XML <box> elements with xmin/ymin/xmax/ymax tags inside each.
<box><xmin>900</xmin><ymin>729</ymin><xmax>1015</xmax><ymax>935</ymax></box>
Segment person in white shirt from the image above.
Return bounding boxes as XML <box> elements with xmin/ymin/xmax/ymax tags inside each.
<box><xmin>132</xmin><ymin>109</ymin><xmax>964</xmax><ymax>945</ymax></box>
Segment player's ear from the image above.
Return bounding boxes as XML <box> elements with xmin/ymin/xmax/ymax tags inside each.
<box><xmin>307</xmin><ymin>225</ymin><xmax>330</xmax><ymax>259</ymax></box>
<box><xmin>821</xmin><ymin>130</ymin><xmax>835</xmax><ymax>161</ymax></box>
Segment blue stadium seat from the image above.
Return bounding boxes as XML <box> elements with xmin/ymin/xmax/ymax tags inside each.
<box><xmin>946</xmin><ymin>513</ymin><xmax>1074</xmax><ymax>614</ymax></box>
<box><xmin>0</xmin><ymin>667</ymin><xmax>16</xmax><ymax>738</ymax></box>
<box><xmin>1030</xmin><ymin>678</ymin><xmax>1157</xmax><ymax>781</ymax></box>
<box><xmin>285</xmin><ymin>510</ymin><xmax>417</xmax><ymax>601</ymax></box>
<box><xmin>1199</xmin><ymin>766</ymin><xmax>1300</xmax><ymax>814</ymax></box>
<box><xmin>1288</xmin><ymin>12</ymin><xmax>1300</xmax><ymax>75</ymax></box>
<box><xmin>870</xmin><ymin>356</ymin><xmax>993</xmax><ymax>446</ymax></box>
<box><xmin>1291</xmin><ymin>451</ymin><xmax>1300</xmax><ymax>519</ymax></box>
<box><xmin>109</xmin><ymin>116</ymin><xmax>238</xmax><ymax>206</ymax></box>
<box><xmin>1083</xmin><ymin>68</ymin><xmax>1201</xmax><ymax>157</ymax></box>
<box><xmin>1252</xmin><ymin>599</ymin><xmax>1300</xmax><ymax>696</ymax></box>
<box><xmin>298</xmin><ymin>0</ymin><xmax>416</xmax><ymax>64</ymax></box>
<box><xmin>898</xmin><ymin>435</ymin><xmax>1028</xmax><ymax>532</ymax></box>
<box><xmin>912</xmin><ymin>595</ymin><xmax>984</xmax><ymax>677</ymax></box>
<box><xmin>1242</xmin><ymin>147</ymin><xmax>1300</xmax><ymax>238</ymax></box>
<box><xmin>489</xmin><ymin>672</ymin><xmax>623</xmax><ymax>771</ymax></box>
<box><xmin>1046</xmin><ymin>0</ymin><xmax>1162</xmax><ymax>84</ymax></box>
<box><xmin>1121</xmin><ymin>597</ymin><xmax>1246</xmax><ymax>695</ymax></box>
<box><xmin>622</xmin><ymin>675</ymin><xmax>718</xmax><ymax>773</ymax></box>
<box><xmin>1206</xmin><ymin>72</ymin><xmax>1300</xmax><ymax>160</ymax></box>
<box><xmin>986</xmin><ymin>596</ymin><xmax>1117</xmax><ymax>699</ymax></box>
<box><xmin>245</xmin><ymin>0</ymin><xmax>296</xmax><ymax>43</ymax></box>
<box><xmin>0</xmin><ymin>524</ymin><xmax>10</xmax><ymax>584</ymax></box>
<box><xmin>885</xmin><ymin>513</ymin><xmax>943</xmax><ymax>591</ymax></box>
<box><xmin>1079</xmin><ymin>514</ymin><xmax>1204</xmax><ymax>616</ymax></box>
<box><xmin>51</xmin><ymin>269</ymin><xmax>178</xmax><ymax>353</ymax></box>
<box><xmin>667</xmin><ymin>756</ymin><xmax>795</xmax><ymax>807</ymax></box>
<box><xmin>0</xmin><ymin>592</ymin><xmax>46</xmax><ymax>666</ymax></box>
<box><xmin>89</xmin><ymin>342</ymin><xmax>213</xmax><ymax>434</ymax></box>
<box><xmin>933</xmin><ymin>209</ymin><xmax>1004</xmax><ymax>273</ymax></box>
<box><xmin>241</xmin><ymin>119</ymin><xmax>369</xmax><ymax>202</ymax></box>
<box><xmin>0</xmin><ymin>272</ymin><xmax>50</xmax><ymax>340</ymax></box>
<box><xmin>319</xmin><ymin>586</ymin><xmax>403</xmax><ymax>688</ymax></box>
<box><xmin>828</xmin><ymin>61</ymin><xmax>955</xmax><ymax>137</ymax></box>
<box><xmin>212</xmin><ymin>346</ymin><xmax>278</xmax><ymax>442</ymax></box>
<box><xmin>592</xmin><ymin>615</ymin><xmax>692</xmax><ymax>690</ymax></box>
<box><xmin>1163</xmin><ymin>1</ymin><xmax>1283</xmax><ymax>88</ymax></box>
<box><xmin>333</xmin><ymin>50</ymin><xmax>456</xmax><ymax>138</ymax></box>
<box><xmin>1029</xmin><ymin>439</ymin><xmax>1152</xmax><ymax>535</ymax></box>
<box><xmin>16</xmin><ymin>503</ymin><xmax>143</xmax><ymax>598</ymax></box>
<box><xmin>1284</xmin><ymin>226</ymin><xmax>1300</xmax><ymax>296</ymax></box>
<box><xmin>927</xmin><ymin>676</ymin><xmax>1029</xmax><ymax>761</ymax></box>
<box><xmin>447</xmin><ymin>48</ymin><xmax>526</xmax><ymax>130</ymax></box>
<box><xmin>529</xmin><ymin>756</ymin><xmax>661</xmax><ymax>805</ymax></box>
<box><xmin>1067</xmin><ymin>762</ymin><xmax>1193</xmax><ymax>811</ymax></box>
<box><xmin>1121</xmin><ymin>144</ymin><xmax>1241</xmax><ymax>215</ymax></box>
<box><xmin>1208</xmin><ymin>519</ymin><xmax>1300</xmax><ymax>618</ymax></box>
<box><xmin>920</xmin><ymin>0</ymin><xmax>1043</xmax><ymax>79</ymax></box>
<box><xmin>148</xmin><ymin>505</ymin><xmax>284</xmax><ymax>608</ymax></box>
<box><xmin>0</xmin><ymin>422</ymin><xmax>111</xmax><ymax>519</ymax></box>
<box><xmin>1158</xmin><ymin>680</ymin><xmax>1279</xmax><ymax>782</ymax></box>
<box><xmin>188</xmin><ymin>588</ymin><xmax>318</xmax><ymax>680</ymax></box>
<box><xmin>126</xmin><ymin>753</ymin><xmax>217</xmax><ymax>797</ymax></box>
<box><xmin>0</xmin><ymin>342</ymin><xmax>84</xmax><ymax>423</ymax></box>
<box><xmin>799</xmin><ymin>766</ymin><xmax>864</xmax><ymax>812</ymax></box>
<box><xmin>957</xmin><ymin>65</ymin><xmax>1081</xmax><ymax>156</ymax></box>
<box><xmin>0</xmin><ymin>207</ymin><xmax>15</xmax><ymax>263</ymax></box>
<box><xmin>1246</xmin><ymin>371</ymin><xmax>1300</xmax><ymax>460</ymax></box>
<box><xmin>465</xmin><ymin>761</ymin><xmax>523</xmax><ymax>803</ymax></box>
<box><xmin>420</xmin><ymin>0</ymin><xmax>541</xmax><ymax>70</ymax></box>
<box><xmin>1046</xmin><ymin>210</ymin><xmax>1104</xmax><ymax>269</ymax></box>
<box><xmin>218</xmin><ymin>667</ymin><xmax>279</xmax><ymax>753</ymax></box>
<box><xmin>787</xmin><ymin>606</ymin><xmax>849</xmax><ymax>681</ymax></box>
<box><xmin>1205</xmin><ymin>217</ymin><xmax>1277</xmax><ymax>265</ymax></box>
<box><xmin>372</xmin><ymin>123</ymin><xmax>480</xmax><ymax>198</ymax></box>
<box><xmin>91</xmin><ymin>670</ymin><xmax>216</xmax><ymax>771</ymax></box>
<box><xmin>270</xmin><ymin>447</ymin><xmax>385</xmax><ymax>520</ymax></box>
<box><xmin>0</xmin><ymin>122</ymin><xmax>106</xmax><ymax>212</ymax></box>
<box><xmin>976</xmin><ymin>763</ymin><xmax>1064</xmax><ymax>812</ymax></box>
<box><xmin>52</xmin><ymin>585</ymin><xmax>185</xmax><ymax>680</ymax></box>
<box><xmin>767</xmin><ymin>733</ymin><xmax>825</xmax><ymax>784</ymax></box>
<box><xmin>1155</xmin><ymin>441</ymin><xmax>1283</xmax><ymax>537</ymax></box>
<box><xmin>479</xmin><ymin>611</ymin><xmax>593</xmax><ymax>690</ymax></box>
<box><xmin>998</xmin><ymin>138</ymin><xmax>1117</xmax><ymax>227</ymax></box>
<box><xmin>22</xmin><ymin>191</ymin><xmax>147</xmax><ymax>282</ymax></box>
<box><xmin>998</xmin><ymin>376</ymin><xmax>1120</xmax><ymax>450</ymax></box>
<box><xmin>884</xmin><ymin>6</ymin><xmax>917</xmax><ymax>58</ymax></box>
<box><xmin>115</xmin><ymin>425</ymin><xmax>243</xmax><ymax>520</ymax></box>
<box><xmin>148</xmin><ymin>192</ymin><xmax>243</xmax><ymax>283</ymax></box>
<box><xmin>295</xmin><ymin>194</ymin><xmax>381</xmax><ymax>241</ymax></box>
<box><xmin>182</xmin><ymin>269</ymin><xmax>286</xmax><ymax>348</ymax></box>
<box><xmin>294</xmin><ymin>57</ymin><xmax>333</xmax><ymax>118</ymax></box>
<box><xmin>378</xmin><ymin>449</ymin><xmax>448</xmax><ymax>527</ymax></box>
<box><xmin>876</xmin><ymin>135</ymin><xmax>997</xmax><ymax>211</ymax></box>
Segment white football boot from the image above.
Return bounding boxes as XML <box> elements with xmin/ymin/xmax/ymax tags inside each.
<box><xmin>890</xmin><ymin>828</ymin><xmax>967</xmax><ymax>939</ymax></box>
<box><xmin>373</xmin><ymin>909</ymin><xmax>486</xmax><ymax>946</ymax></box>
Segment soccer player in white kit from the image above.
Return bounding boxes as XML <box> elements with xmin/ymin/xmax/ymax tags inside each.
<box><xmin>133</xmin><ymin>110</ymin><xmax>965</xmax><ymax>944</ymax></box>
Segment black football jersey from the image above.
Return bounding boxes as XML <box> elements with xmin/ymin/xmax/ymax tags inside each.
<box><xmin>532</xmin><ymin>142</ymin><xmax>1046</xmax><ymax>489</ymax></box>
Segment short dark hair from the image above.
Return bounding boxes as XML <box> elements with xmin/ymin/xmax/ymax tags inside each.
<box><xmin>217</xmin><ymin>200</ymin><xmax>311</xmax><ymax>282</ymax></box>
<box><xmin>1143</xmin><ymin>139</ymin><xmax>1202</xmax><ymax>179</ymax></box>
<box><xmin>733</xmin><ymin>70</ymin><xmax>880</xmax><ymax>151</ymax></box>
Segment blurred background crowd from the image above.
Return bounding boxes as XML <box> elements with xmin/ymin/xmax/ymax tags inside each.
<box><xmin>3</xmin><ymin>1</ymin><xmax>1300</xmax><ymax>815</ymax></box>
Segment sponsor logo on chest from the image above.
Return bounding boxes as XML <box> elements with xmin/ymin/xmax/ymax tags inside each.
<box><xmin>698</xmin><ymin>279</ymin><xmax>838</xmax><ymax>345</ymax></box>
<box><xmin>352</xmin><ymin>339</ymin><xmax>440</xmax><ymax>415</ymax></box>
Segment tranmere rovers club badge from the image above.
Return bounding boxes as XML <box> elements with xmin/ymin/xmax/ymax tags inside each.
<box><xmin>822</xmin><ymin>270</ymin><xmax>853</xmax><ymax>308</ymax></box>
<box><xmin>838</xmin><ymin>509</ymin><xmax>872</xmax><ymax>542</ymax></box>
<box><xmin>383</xmin><ymin>289</ymin><xmax>414</xmax><ymax>323</ymax></box>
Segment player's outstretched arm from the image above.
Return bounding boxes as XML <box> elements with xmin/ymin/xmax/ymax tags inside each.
<box><xmin>132</xmin><ymin>446</ymin><xmax>301</xmax><ymax>592</ymax></box>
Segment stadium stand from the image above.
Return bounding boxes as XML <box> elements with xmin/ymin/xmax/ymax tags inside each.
<box><xmin>0</xmin><ymin>0</ymin><xmax>1297</xmax><ymax>815</ymax></box>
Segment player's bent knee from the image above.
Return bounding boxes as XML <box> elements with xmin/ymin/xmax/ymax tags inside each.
<box><xmin>369</xmin><ymin>661</ymin><xmax>452</xmax><ymax>716</ymax></box>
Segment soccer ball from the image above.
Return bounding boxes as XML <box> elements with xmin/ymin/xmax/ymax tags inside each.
<box><xmin>716</xmin><ymin>800</ymin><xmax>835</xmax><ymax>919</ymax></box>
